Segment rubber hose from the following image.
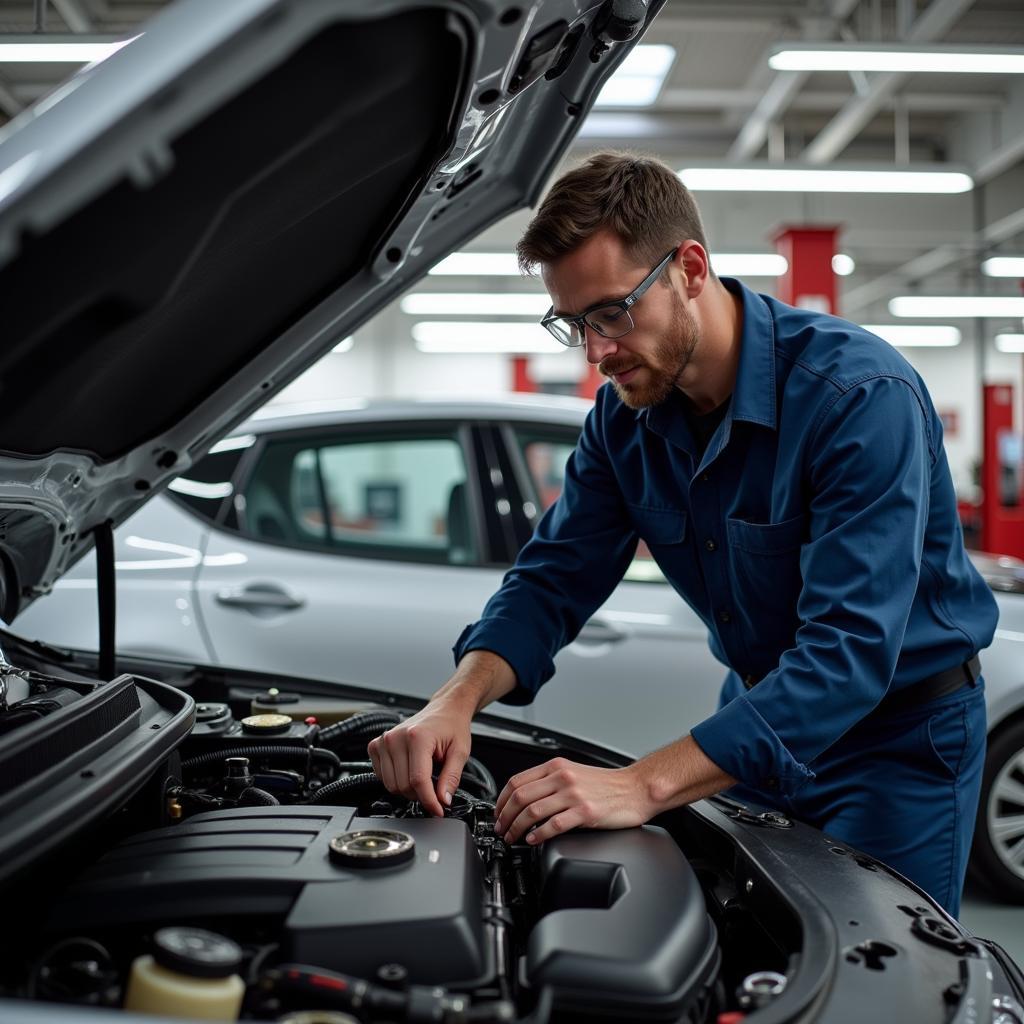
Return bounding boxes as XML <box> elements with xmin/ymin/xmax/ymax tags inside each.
<box><xmin>181</xmin><ymin>745</ymin><xmax>343</xmax><ymax>773</ymax></box>
<box><xmin>464</xmin><ymin>756</ymin><xmax>497</xmax><ymax>797</ymax></box>
<box><xmin>237</xmin><ymin>786</ymin><xmax>280</xmax><ymax>806</ymax></box>
<box><xmin>319</xmin><ymin>712</ymin><xmax>401</xmax><ymax>746</ymax></box>
<box><xmin>306</xmin><ymin>772</ymin><xmax>389</xmax><ymax>805</ymax></box>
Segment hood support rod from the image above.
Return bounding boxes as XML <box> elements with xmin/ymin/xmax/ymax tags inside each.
<box><xmin>94</xmin><ymin>521</ymin><xmax>116</xmax><ymax>680</ymax></box>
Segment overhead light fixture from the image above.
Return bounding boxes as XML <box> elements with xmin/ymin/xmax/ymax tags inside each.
<box><xmin>401</xmin><ymin>293</ymin><xmax>549</xmax><ymax>316</ymax></box>
<box><xmin>412</xmin><ymin>322</ymin><xmax>565</xmax><ymax>354</ymax></box>
<box><xmin>769</xmin><ymin>42</ymin><xmax>1024</xmax><ymax>75</ymax></box>
<box><xmin>679</xmin><ymin>164</ymin><xmax>973</xmax><ymax>194</ymax></box>
<box><xmin>429</xmin><ymin>253</ymin><xmax>521</xmax><ymax>276</ymax></box>
<box><xmin>332</xmin><ymin>336</ymin><xmax>354</xmax><ymax>353</ymax></box>
<box><xmin>711</xmin><ymin>254</ymin><xmax>788</xmax><ymax>276</ymax></box>
<box><xmin>832</xmin><ymin>254</ymin><xmax>856</xmax><ymax>276</ymax></box>
<box><xmin>0</xmin><ymin>34</ymin><xmax>139</xmax><ymax>62</ymax></box>
<box><xmin>982</xmin><ymin>257</ymin><xmax>1024</xmax><ymax>277</ymax></box>
<box><xmin>595</xmin><ymin>44</ymin><xmax>675</xmax><ymax>108</ymax></box>
<box><xmin>996</xmin><ymin>334</ymin><xmax>1024</xmax><ymax>353</ymax></box>
<box><xmin>890</xmin><ymin>296</ymin><xmax>1024</xmax><ymax>317</ymax></box>
<box><xmin>861</xmin><ymin>324</ymin><xmax>961</xmax><ymax>347</ymax></box>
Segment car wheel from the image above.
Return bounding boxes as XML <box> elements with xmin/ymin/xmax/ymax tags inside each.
<box><xmin>971</xmin><ymin>718</ymin><xmax>1024</xmax><ymax>903</ymax></box>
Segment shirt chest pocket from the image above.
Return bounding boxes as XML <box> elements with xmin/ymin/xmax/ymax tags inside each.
<box><xmin>726</xmin><ymin>514</ymin><xmax>806</xmax><ymax>618</ymax></box>
<box><xmin>726</xmin><ymin>513</ymin><xmax>805</xmax><ymax>556</ymax></box>
<box><xmin>628</xmin><ymin>505</ymin><xmax>688</xmax><ymax>546</ymax></box>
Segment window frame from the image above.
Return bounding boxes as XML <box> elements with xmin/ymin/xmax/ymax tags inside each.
<box><xmin>214</xmin><ymin>419</ymin><xmax>502</xmax><ymax>568</ymax></box>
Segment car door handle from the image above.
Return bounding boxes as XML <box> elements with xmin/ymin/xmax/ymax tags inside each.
<box><xmin>215</xmin><ymin>584</ymin><xmax>306</xmax><ymax>613</ymax></box>
<box><xmin>576</xmin><ymin>618</ymin><xmax>628</xmax><ymax>645</ymax></box>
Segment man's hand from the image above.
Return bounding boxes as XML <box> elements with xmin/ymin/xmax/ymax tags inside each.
<box><xmin>494</xmin><ymin>758</ymin><xmax>652</xmax><ymax>845</ymax></box>
<box><xmin>367</xmin><ymin>700</ymin><xmax>472</xmax><ymax>817</ymax></box>
<box><xmin>493</xmin><ymin>736</ymin><xmax>737</xmax><ymax>845</ymax></box>
<box><xmin>368</xmin><ymin>650</ymin><xmax>518</xmax><ymax>817</ymax></box>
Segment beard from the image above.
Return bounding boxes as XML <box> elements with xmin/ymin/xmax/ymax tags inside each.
<box><xmin>599</xmin><ymin>292</ymin><xmax>699</xmax><ymax>409</ymax></box>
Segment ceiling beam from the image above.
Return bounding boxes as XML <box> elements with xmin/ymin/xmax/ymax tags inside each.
<box><xmin>0</xmin><ymin>73</ymin><xmax>22</xmax><ymax>118</ymax></box>
<box><xmin>727</xmin><ymin>0</ymin><xmax>864</xmax><ymax>160</ymax></box>
<box><xmin>843</xmin><ymin>205</ymin><xmax>1024</xmax><ymax>315</ymax></box>
<box><xmin>802</xmin><ymin>0</ymin><xmax>977</xmax><ymax>163</ymax></box>
<box><xmin>49</xmin><ymin>0</ymin><xmax>96</xmax><ymax>33</ymax></box>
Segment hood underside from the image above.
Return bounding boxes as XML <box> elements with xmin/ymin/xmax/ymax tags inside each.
<box><xmin>0</xmin><ymin>0</ymin><xmax>662</xmax><ymax>621</ymax></box>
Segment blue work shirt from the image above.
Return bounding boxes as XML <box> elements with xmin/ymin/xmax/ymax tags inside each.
<box><xmin>454</xmin><ymin>277</ymin><xmax>999</xmax><ymax>796</ymax></box>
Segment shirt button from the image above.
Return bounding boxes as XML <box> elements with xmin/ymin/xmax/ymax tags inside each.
<box><xmin>705</xmin><ymin>539</ymin><xmax>717</xmax><ymax>552</ymax></box>
<box><xmin>765</xmin><ymin>777</ymin><xmax>779</xmax><ymax>790</ymax></box>
<box><xmin>718</xmin><ymin>609</ymin><xmax>732</xmax><ymax>624</ymax></box>
<box><xmin>701</xmin><ymin>472</ymin><xmax>710</xmax><ymax>483</ymax></box>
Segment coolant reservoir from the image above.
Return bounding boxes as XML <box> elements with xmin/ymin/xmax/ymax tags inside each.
<box><xmin>124</xmin><ymin>927</ymin><xmax>245</xmax><ymax>1020</ymax></box>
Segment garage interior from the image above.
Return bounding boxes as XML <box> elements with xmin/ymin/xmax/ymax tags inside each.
<box><xmin>1</xmin><ymin>0</ymin><xmax>1024</xmax><ymax>960</ymax></box>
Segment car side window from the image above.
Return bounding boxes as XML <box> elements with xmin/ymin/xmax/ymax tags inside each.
<box><xmin>241</xmin><ymin>433</ymin><xmax>477</xmax><ymax>565</ymax></box>
<box><xmin>166</xmin><ymin>443</ymin><xmax>250</xmax><ymax>524</ymax></box>
<box><xmin>511</xmin><ymin>426</ymin><xmax>664</xmax><ymax>583</ymax></box>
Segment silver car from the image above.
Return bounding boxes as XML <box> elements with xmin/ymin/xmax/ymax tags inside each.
<box><xmin>13</xmin><ymin>393</ymin><xmax>1024</xmax><ymax>902</ymax></box>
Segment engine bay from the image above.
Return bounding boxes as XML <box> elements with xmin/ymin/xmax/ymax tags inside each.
<box><xmin>0</xmin><ymin>670</ymin><xmax>776</xmax><ymax>1023</ymax></box>
<box><xmin>1</xmin><ymin>658</ymin><xmax>1017</xmax><ymax>1024</ymax></box>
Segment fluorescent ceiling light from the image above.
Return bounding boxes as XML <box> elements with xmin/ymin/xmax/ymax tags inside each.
<box><xmin>711</xmin><ymin>254</ymin><xmax>788</xmax><ymax>276</ymax></box>
<box><xmin>402</xmin><ymin>293</ymin><xmax>549</xmax><ymax>316</ymax></box>
<box><xmin>332</xmin><ymin>336</ymin><xmax>354</xmax><ymax>353</ymax></box>
<box><xmin>982</xmin><ymin>257</ymin><xmax>1024</xmax><ymax>277</ymax></box>
<box><xmin>861</xmin><ymin>324</ymin><xmax>961</xmax><ymax>347</ymax></box>
<box><xmin>0</xmin><ymin>34</ymin><xmax>138</xmax><ymax>62</ymax></box>
<box><xmin>890</xmin><ymin>296</ymin><xmax>1024</xmax><ymax>317</ymax></box>
<box><xmin>430</xmin><ymin>252</ymin><xmax>520</xmax><ymax>276</ymax></box>
<box><xmin>996</xmin><ymin>334</ymin><xmax>1024</xmax><ymax>353</ymax></box>
<box><xmin>595</xmin><ymin>44</ymin><xmax>675</xmax><ymax>108</ymax></box>
<box><xmin>412</xmin><ymin>322</ymin><xmax>565</xmax><ymax>354</ymax></box>
<box><xmin>679</xmin><ymin>164</ymin><xmax>973</xmax><ymax>194</ymax></box>
<box><xmin>769</xmin><ymin>43</ymin><xmax>1024</xmax><ymax>75</ymax></box>
<box><xmin>832</xmin><ymin>254</ymin><xmax>856</xmax><ymax>276</ymax></box>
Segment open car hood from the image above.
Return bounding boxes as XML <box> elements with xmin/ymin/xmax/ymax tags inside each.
<box><xmin>0</xmin><ymin>0</ymin><xmax>661</xmax><ymax>621</ymax></box>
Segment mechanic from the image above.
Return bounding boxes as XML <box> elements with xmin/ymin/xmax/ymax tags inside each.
<box><xmin>369</xmin><ymin>153</ymin><xmax>999</xmax><ymax>917</ymax></box>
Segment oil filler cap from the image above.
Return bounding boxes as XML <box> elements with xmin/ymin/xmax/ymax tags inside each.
<box><xmin>329</xmin><ymin>830</ymin><xmax>415</xmax><ymax>869</ymax></box>
<box><xmin>240</xmin><ymin>713</ymin><xmax>292</xmax><ymax>735</ymax></box>
<box><xmin>151</xmin><ymin>927</ymin><xmax>242</xmax><ymax>979</ymax></box>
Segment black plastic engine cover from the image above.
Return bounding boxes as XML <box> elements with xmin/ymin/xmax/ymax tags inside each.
<box><xmin>47</xmin><ymin>806</ymin><xmax>487</xmax><ymax>986</ymax></box>
<box><xmin>527</xmin><ymin>825</ymin><xmax>719</xmax><ymax>1020</ymax></box>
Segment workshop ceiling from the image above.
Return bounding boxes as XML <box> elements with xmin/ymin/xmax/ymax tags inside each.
<box><xmin>1</xmin><ymin>0</ymin><xmax>1023</xmax><ymax>323</ymax></box>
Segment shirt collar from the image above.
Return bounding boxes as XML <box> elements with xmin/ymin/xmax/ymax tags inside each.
<box><xmin>636</xmin><ymin>276</ymin><xmax>778</xmax><ymax>432</ymax></box>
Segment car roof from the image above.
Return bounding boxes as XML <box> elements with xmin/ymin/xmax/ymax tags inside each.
<box><xmin>239</xmin><ymin>394</ymin><xmax>594</xmax><ymax>436</ymax></box>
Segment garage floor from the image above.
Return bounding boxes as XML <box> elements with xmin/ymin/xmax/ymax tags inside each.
<box><xmin>960</xmin><ymin>884</ymin><xmax>1024</xmax><ymax>961</ymax></box>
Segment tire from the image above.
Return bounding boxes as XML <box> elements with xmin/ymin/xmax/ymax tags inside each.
<box><xmin>970</xmin><ymin>717</ymin><xmax>1024</xmax><ymax>903</ymax></box>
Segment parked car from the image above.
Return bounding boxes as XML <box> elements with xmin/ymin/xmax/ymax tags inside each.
<box><xmin>1</xmin><ymin>2</ymin><xmax>1023</xmax><ymax>1021</ymax></box>
<box><xmin>12</xmin><ymin>394</ymin><xmax>1024</xmax><ymax>905</ymax></box>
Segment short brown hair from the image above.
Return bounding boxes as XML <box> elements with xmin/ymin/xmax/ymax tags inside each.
<box><xmin>516</xmin><ymin>152</ymin><xmax>711</xmax><ymax>275</ymax></box>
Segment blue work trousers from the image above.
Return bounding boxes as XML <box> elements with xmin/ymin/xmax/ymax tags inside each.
<box><xmin>722</xmin><ymin>673</ymin><xmax>987</xmax><ymax>919</ymax></box>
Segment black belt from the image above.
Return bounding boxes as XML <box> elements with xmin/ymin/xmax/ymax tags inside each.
<box><xmin>741</xmin><ymin>654</ymin><xmax>981</xmax><ymax>713</ymax></box>
<box><xmin>877</xmin><ymin>654</ymin><xmax>981</xmax><ymax>714</ymax></box>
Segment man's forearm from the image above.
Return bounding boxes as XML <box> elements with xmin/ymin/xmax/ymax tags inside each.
<box><xmin>631</xmin><ymin>734</ymin><xmax>738</xmax><ymax>816</ymax></box>
<box><xmin>432</xmin><ymin>649</ymin><xmax>518</xmax><ymax>715</ymax></box>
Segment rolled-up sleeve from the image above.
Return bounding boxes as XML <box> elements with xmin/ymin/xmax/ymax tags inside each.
<box><xmin>454</xmin><ymin>389</ymin><xmax>638</xmax><ymax>705</ymax></box>
<box><xmin>690</xmin><ymin>376</ymin><xmax>933</xmax><ymax>794</ymax></box>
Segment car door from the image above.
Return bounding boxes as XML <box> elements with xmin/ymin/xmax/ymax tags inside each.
<box><xmin>194</xmin><ymin>421</ymin><xmax>534</xmax><ymax>723</ymax></box>
<box><xmin>497</xmin><ymin>420</ymin><xmax>728</xmax><ymax>756</ymax></box>
<box><xmin>9</xmin><ymin>441</ymin><xmax>251</xmax><ymax>663</ymax></box>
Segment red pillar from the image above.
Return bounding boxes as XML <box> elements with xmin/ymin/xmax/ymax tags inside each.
<box><xmin>511</xmin><ymin>356</ymin><xmax>535</xmax><ymax>393</ymax></box>
<box><xmin>772</xmin><ymin>226</ymin><xmax>840</xmax><ymax>315</ymax></box>
<box><xmin>981</xmin><ymin>383</ymin><xmax>1024</xmax><ymax>558</ymax></box>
